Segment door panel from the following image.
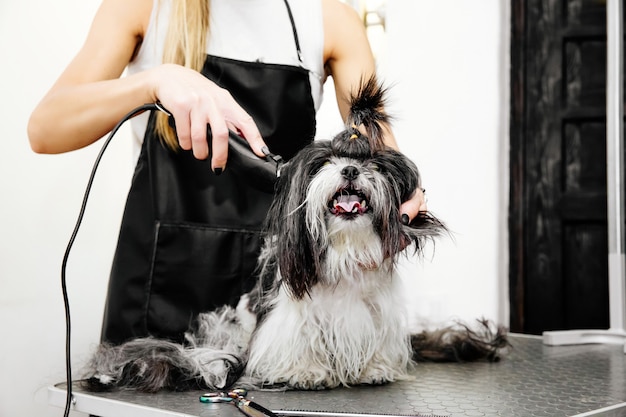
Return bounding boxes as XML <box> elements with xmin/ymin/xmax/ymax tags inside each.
<box><xmin>510</xmin><ymin>0</ymin><xmax>615</xmax><ymax>334</ymax></box>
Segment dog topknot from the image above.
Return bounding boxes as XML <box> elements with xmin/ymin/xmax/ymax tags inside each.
<box><xmin>331</xmin><ymin>76</ymin><xmax>391</xmax><ymax>159</ymax></box>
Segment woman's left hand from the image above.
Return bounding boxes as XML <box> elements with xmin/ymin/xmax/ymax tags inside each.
<box><xmin>400</xmin><ymin>187</ymin><xmax>428</xmax><ymax>225</ymax></box>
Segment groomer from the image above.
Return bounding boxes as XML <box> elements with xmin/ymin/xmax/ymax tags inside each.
<box><xmin>28</xmin><ymin>0</ymin><xmax>426</xmax><ymax>345</ymax></box>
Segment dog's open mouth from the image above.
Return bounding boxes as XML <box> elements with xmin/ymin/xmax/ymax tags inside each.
<box><xmin>329</xmin><ymin>187</ymin><xmax>369</xmax><ymax>215</ymax></box>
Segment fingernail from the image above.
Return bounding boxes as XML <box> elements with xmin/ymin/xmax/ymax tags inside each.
<box><xmin>214</xmin><ymin>167</ymin><xmax>223</xmax><ymax>176</ymax></box>
<box><xmin>401</xmin><ymin>213</ymin><xmax>410</xmax><ymax>225</ymax></box>
<box><xmin>261</xmin><ymin>146</ymin><xmax>270</xmax><ymax>156</ymax></box>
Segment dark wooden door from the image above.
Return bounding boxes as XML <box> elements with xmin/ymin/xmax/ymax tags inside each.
<box><xmin>509</xmin><ymin>0</ymin><xmax>620</xmax><ymax>334</ymax></box>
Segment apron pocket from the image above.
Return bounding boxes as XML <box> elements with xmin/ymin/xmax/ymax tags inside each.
<box><xmin>146</xmin><ymin>221</ymin><xmax>261</xmax><ymax>340</ymax></box>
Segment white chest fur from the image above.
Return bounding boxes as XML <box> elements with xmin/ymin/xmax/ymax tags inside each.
<box><xmin>245</xmin><ymin>269</ymin><xmax>413</xmax><ymax>389</ymax></box>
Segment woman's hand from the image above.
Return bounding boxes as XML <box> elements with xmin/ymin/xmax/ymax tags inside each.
<box><xmin>400</xmin><ymin>187</ymin><xmax>428</xmax><ymax>225</ymax></box>
<box><xmin>28</xmin><ymin>0</ymin><xmax>266</xmax><ymax>173</ymax></box>
<box><xmin>149</xmin><ymin>64</ymin><xmax>266</xmax><ymax>172</ymax></box>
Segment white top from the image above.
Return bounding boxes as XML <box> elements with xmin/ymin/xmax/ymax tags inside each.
<box><xmin>127</xmin><ymin>0</ymin><xmax>326</xmax><ymax>155</ymax></box>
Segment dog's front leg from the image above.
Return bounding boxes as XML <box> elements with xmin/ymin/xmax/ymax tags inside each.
<box><xmin>245</xmin><ymin>292</ymin><xmax>340</xmax><ymax>390</ymax></box>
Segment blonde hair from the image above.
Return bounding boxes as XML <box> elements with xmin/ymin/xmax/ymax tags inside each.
<box><xmin>156</xmin><ymin>0</ymin><xmax>210</xmax><ymax>149</ymax></box>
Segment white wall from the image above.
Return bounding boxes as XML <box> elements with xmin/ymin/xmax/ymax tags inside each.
<box><xmin>1</xmin><ymin>1</ymin><xmax>134</xmax><ymax>416</ymax></box>
<box><xmin>0</xmin><ymin>1</ymin><xmax>509</xmax><ymax>416</ymax></box>
<box><xmin>381</xmin><ymin>0</ymin><xmax>510</xmax><ymax>329</ymax></box>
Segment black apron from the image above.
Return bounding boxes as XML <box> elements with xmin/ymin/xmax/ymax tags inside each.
<box><xmin>101</xmin><ymin>0</ymin><xmax>316</xmax><ymax>344</ymax></box>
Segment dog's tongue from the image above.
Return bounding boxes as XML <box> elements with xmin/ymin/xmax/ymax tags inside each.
<box><xmin>334</xmin><ymin>194</ymin><xmax>363</xmax><ymax>213</ymax></box>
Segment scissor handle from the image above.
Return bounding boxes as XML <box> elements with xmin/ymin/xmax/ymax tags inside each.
<box><xmin>201</xmin><ymin>389</ymin><xmax>276</xmax><ymax>417</ymax></box>
<box><xmin>200</xmin><ymin>392</ymin><xmax>233</xmax><ymax>403</ymax></box>
<box><xmin>199</xmin><ymin>388</ymin><xmax>249</xmax><ymax>403</ymax></box>
<box><xmin>228</xmin><ymin>388</ymin><xmax>249</xmax><ymax>398</ymax></box>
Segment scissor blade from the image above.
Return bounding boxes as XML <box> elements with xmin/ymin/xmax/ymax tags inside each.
<box><xmin>271</xmin><ymin>411</ymin><xmax>446</xmax><ymax>417</ymax></box>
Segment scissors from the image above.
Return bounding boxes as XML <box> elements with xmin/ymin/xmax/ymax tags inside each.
<box><xmin>200</xmin><ymin>388</ymin><xmax>278</xmax><ymax>417</ymax></box>
<box><xmin>201</xmin><ymin>391</ymin><xmax>436</xmax><ymax>417</ymax></box>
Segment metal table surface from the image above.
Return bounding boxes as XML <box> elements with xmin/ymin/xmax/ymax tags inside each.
<box><xmin>48</xmin><ymin>335</ymin><xmax>626</xmax><ymax>417</ymax></box>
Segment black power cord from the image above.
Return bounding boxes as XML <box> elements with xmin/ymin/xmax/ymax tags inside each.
<box><xmin>59</xmin><ymin>102</ymin><xmax>280</xmax><ymax>416</ymax></box>
<box><xmin>60</xmin><ymin>103</ymin><xmax>158</xmax><ymax>417</ymax></box>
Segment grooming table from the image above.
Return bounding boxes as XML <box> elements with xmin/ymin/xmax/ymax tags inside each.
<box><xmin>48</xmin><ymin>335</ymin><xmax>626</xmax><ymax>417</ymax></box>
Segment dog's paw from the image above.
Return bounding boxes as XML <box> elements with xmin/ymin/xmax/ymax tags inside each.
<box><xmin>192</xmin><ymin>353</ymin><xmax>245</xmax><ymax>390</ymax></box>
<box><xmin>357</xmin><ymin>363</ymin><xmax>405</xmax><ymax>386</ymax></box>
<box><xmin>358</xmin><ymin>374</ymin><xmax>391</xmax><ymax>386</ymax></box>
<box><xmin>357</xmin><ymin>370</ymin><xmax>393</xmax><ymax>386</ymax></box>
<box><xmin>255</xmin><ymin>368</ymin><xmax>339</xmax><ymax>390</ymax></box>
<box><xmin>82</xmin><ymin>374</ymin><xmax>117</xmax><ymax>392</ymax></box>
<box><xmin>288</xmin><ymin>378</ymin><xmax>337</xmax><ymax>390</ymax></box>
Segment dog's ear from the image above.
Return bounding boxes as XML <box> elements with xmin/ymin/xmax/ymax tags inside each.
<box><xmin>372</xmin><ymin>150</ymin><xmax>448</xmax><ymax>258</ymax></box>
<box><xmin>263</xmin><ymin>142</ymin><xmax>332</xmax><ymax>299</ymax></box>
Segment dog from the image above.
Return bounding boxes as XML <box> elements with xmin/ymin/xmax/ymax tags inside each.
<box><xmin>85</xmin><ymin>77</ymin><xmax>508</xmax><ymax>393</ymax></box>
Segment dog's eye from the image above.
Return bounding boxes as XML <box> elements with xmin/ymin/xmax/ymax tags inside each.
<box><xmin>369</xmin><ymin>163</ymin><xmax>380</xmax><ymax>171</ymax></box>
<box><xmin>311</xmin><ymin>160</ymin><xmax>331</xmax><ymax>176</ymax></box>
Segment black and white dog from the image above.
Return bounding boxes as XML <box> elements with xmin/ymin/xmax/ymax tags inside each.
<box><xmin>86</xmin><ymin>78</ymin><xmax>508</xmax><ymax>392</ymax></box>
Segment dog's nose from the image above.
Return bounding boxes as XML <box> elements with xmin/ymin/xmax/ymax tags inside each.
<box><xmin>341</xmin><ymin>165</ymin><xmax>360</xmax><ymax>180</ymax></box>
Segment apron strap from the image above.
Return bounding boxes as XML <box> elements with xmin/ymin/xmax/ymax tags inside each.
<box><xmin>283</xmin><ymin>0</ymin><xmax>303</xmax><ymax>63</ymax></box>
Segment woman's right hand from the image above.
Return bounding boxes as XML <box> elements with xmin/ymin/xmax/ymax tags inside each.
<box><xmin>148</xmin><ymin>64</ymin><xmax>266</xmax><ymax>172</ymax></box>
<box><xmin>28</xmin><ymin>0</ymin><xmax>265</xmax><ymax>174</ymax></box>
